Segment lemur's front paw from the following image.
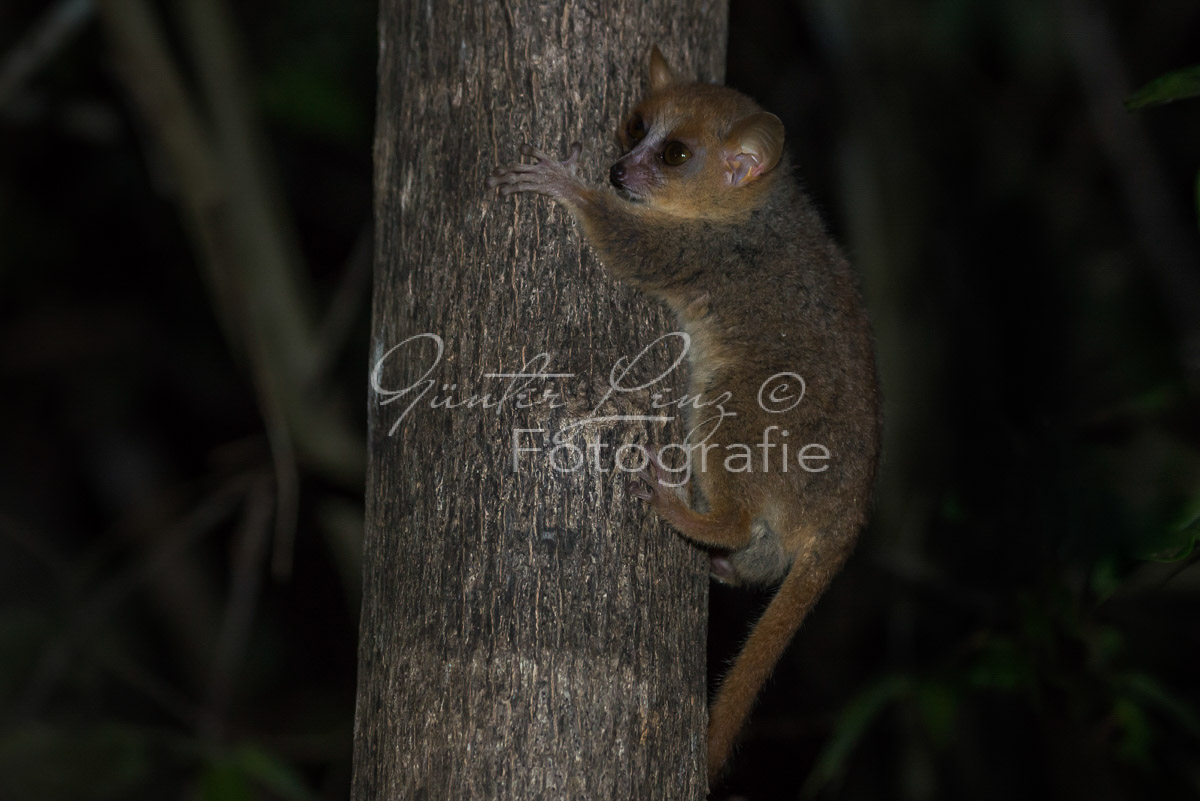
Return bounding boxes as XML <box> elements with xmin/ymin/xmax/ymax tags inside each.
<box><xmin>487</xmin><ymin>142</ymin><xmax>583</xmax><ymax>199</ymax></box>
<box><xmin>626</xmin><ymin>448</ymin><xmax>687</xmax><ymax>509</ymax></box>
<box><xmin>626</xmin><ymin>473</ymin><xmax>655</xmax><ymax>502</ymax></box>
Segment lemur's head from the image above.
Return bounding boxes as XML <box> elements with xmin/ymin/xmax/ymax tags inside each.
<box><xmin>608</xmin><ymin>47</ymin><xmax>786</xmax><ymax>219</ymax></box>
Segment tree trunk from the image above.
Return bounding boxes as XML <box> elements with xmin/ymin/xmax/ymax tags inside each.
<box><xmin>353</xmin><ymin>3</ymin><xmax>727</xmax><ymax>799</ymax></box>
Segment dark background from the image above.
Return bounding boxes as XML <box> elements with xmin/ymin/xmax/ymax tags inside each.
<box><xmin>2</xmin><ymin>1</ymin><xmax>1198</xmax><ymax>799</ymax></box>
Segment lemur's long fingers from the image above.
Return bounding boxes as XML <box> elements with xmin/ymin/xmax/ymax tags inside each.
<box><xmin>518</xmin><ymin>143</ymin><xmax>558</xmax><ymax>164</ymax></box>
<box><xmin>498</xmin><ymin>181</ymin><xmax>545</xmax><ymax>197</ymax></box>
<box><xmin>562</xmin><ymin>142</ymin><xmax>583</xmax><ymax>168</ymax></box>
<box><xmin>626</xmin><ymin>475</ymin><xmax>653</xmax><ymax>501</ymax></box>
<box><xmin>486</xmin><ymin>161</ymin><xmax>542</xmax><ymax>182</ymax></box>
<box><xmin>519</xmin><ymin>142</ymin><xmax>580</xmax><ymax>169</ymax></box>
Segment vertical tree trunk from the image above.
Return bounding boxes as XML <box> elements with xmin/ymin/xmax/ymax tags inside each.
<box><xmin>354</xmin><ymin>3</ymin><xmax>727</xmax><ymax>799</ymax></box>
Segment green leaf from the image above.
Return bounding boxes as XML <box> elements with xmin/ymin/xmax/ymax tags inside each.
<box><xmin>233</xmin><ymin>745</ymin><xmax>318</xmax><ymax>801</ymax></box>
<box><xmin>195</xmin><ymin>746</ymin><xmax>317</xmax><ymax>801</ymax></box>
<box><xmin>916</xmin><ymin>681</ymin><xmax>958</xmax><ymax>748</ymax></box>
<box><xmin>967</xmin><ymin>637</ymin><xmax>1036</xmax><ymax>692</ymax></box>
<box><xmin>1089</xmin><ymin>556</ymin><xmax>1123</xmax><ymax>602</ymax></box>
<box><xmin>199</xmin><ymin>758</ymin><xmax>255</xmax><ymax>801</ymax></box>
<box><xmin>1091</xmin><ymin>625</ymin><xmax>1124</xmax><ymax>665</ymax></box>
<box><xmin>1122</xmin><ymin>672</ymin><xmax>1200</xmax><ymax>738</ymax></box>
<box><xmin>1170</xmin><ymin>494</ymin><xmax>1200</xmax><ymax>533</ymax></box>
<box><xmin>1111</xmin><ymin>696</ymin><xmax>1152</xmax><ymax>765</ymax></box>
<box><xmin>259</xmin><ymin>66</ymin><xmax>365</xmax><ymax>145</ymax></box>
<box><xmin>1125</xmin><ymin>65</ymin><xmax>1200</xmax><ymax>110</ymax></box>
<box><xmin>1140</xmin><ymin>499</ymin><xmax>1200</xmax><ymax>562</ymax></box>
<box><xmin>802</xmin><ymin>674</ymin><xmax>910</xmax><ymax>797</ymax></box>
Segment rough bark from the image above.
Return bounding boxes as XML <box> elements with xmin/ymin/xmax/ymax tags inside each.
<box><xmin>353</xmin><ymin>2</ymin><xmax>728</xmax><ymax>799</ymax></box>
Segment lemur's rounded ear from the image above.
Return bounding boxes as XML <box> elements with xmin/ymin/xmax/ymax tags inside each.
<box><xmin>724</xmin><ymin>112</ymin><xmax>785</xmax><ymax>186</ymax></box>
<box><xmin>649</xmin><ymin>46</ymin><xmax>677</xmax><ymax>92</ymax></box>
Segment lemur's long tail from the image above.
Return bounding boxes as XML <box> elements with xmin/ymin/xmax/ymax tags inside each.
<box><xmin>706</xmin><ymin>536</ymin><xmax>853</xmax><ymax>784</ymax></box>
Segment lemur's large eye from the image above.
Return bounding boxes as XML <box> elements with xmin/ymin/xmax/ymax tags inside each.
<box><xmin>662</xmin><ymin>141</ymin><xmax>691</xmax><ymax>166</ymax></box>
<box><xmin>626</xmin><ymin>114</ymin><xmax>646</xmax><ymax>142</ymax></box>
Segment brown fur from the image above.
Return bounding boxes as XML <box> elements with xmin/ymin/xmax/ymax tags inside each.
<box><xmin>488</xmin><ymin>48</ymin><xmax>881</xmax><ymax>785</ymax></box>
